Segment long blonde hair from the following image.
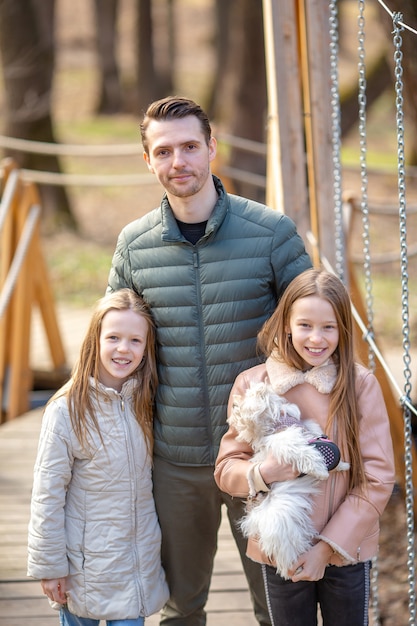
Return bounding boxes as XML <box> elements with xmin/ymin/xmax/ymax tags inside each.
<box><xmin>50</xmin><ymin>289</ymin><xmax>157</xmax><ymax>454</ymax></box>
<box><xmin>258</xmin><ymin>269</ymin><xmax>365</xmax><ymax>491</ymax></box>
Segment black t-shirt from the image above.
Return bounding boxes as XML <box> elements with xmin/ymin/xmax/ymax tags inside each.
<box><xmin>176</xmin><ymin>219</ymin><xmax>208</xmax><ymax>245</ymax></box>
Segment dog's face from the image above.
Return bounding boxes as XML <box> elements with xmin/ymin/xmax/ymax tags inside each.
<box><xmin>229</xmin><ymin>382</ymin><xmax>301</xmax><ymax>445</ymax></box>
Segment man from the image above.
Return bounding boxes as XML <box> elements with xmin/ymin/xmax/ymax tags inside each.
<box><xmin>107</xmin><ymin>96</ymin><xmax>312</xmax><ymax>625</ymax></box>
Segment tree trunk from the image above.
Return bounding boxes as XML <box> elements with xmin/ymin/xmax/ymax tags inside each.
<box><xmin>0</xmin><ymin>0</ymin><xmax>75</xmax><ymax>231</ymax></box>
<box><xmin>206</xmin><ymin>0</ymin><xmax>235</xmax><ymax>119</ymax></box>
<box><xmin>93</xmin><ymin>0</ymin><xmax>122</xmax><ymax>114</ymax></box>
<box><xmin>135</xmin><ymin>0</ymin><xmax>173</xmax><ymax>114</ymax></box>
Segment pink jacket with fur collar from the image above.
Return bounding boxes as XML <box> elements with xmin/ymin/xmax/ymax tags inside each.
<box><xmin>214</xmin><ymin>359</ymin><xmax>395</xmax><ymax>567</ymax></box>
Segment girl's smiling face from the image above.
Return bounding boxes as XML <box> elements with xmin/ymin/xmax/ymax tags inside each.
<box><xmin>286</xmin><ymin>295</ymin><xmax>339</xmax><ymax>369</ymax></box>
<box><xmin>98</xmin><ymin>309</ymin><xmax>148</xmax><ymax>391</ymax></box>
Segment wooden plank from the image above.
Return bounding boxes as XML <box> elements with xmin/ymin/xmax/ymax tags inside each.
<box><xmin>302</xmin><ymin>0</ymin><xmax>338</xmax><ymax>270</ymax></box>
<box><xmin>262</xmin><ymin>0</ymin><xmax>309</xmax><ymax>237</ymax></box>
<box><xmin>0</xmin><ymin>168</ymin><xmax>21</xmax><ymax>423</ymax></box>
<box><xmin>32</xmin><ymin>187</ymin><xmax>68</xmax><ymax>372</ymax></box>
<box><xmin>296</xmin><ymin>0</ymin><xmax>320</xmax><ymax>267</ymax></box>
<box><xmin>5</xmin><ymin>183</ymin><xmax>37</xmax><ymax>420</ymax></box>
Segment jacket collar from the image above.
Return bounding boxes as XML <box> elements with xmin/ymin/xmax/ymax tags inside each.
<box><xmin>160</xmin><ymin>175</ymin><xmax>228</xmax><ymax>243</ymax></box>
<box><xmin>266</xmin><ymin>355</ymin><xmax>337</xmax><ymax>395</ymax></box>
<box><xmin>89</xmin><ymin>376</ymin><xmax>138</xmax><ymax>400</ymax></box>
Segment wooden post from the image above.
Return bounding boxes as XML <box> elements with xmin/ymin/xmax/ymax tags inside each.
<box><xmin>0</xmin><ymin>160</ymin><xmax>69</xmax><ymax>422</ymax></box>
<box><xmin>6</xmin><ymin>183</ymin><xmax>37</xmax><ymax>419</ymax></box>
<box><xmin>298</xmin><ymin>0</ymin><xmax>336</xmax><ymax>269</ymax></box>
<box><xmin>262</xmin><ymin>0</ymin><xmax>309</xmax><ymax>239</ymax></box>
<box><xmin>0</xmin><ymin>165</ymin><xmax>21</xmax><ymax>422</ymax></box>
<box><xmin>262</xmin><ymin>0</ymin><xmax>337</xmax><ymax>256</ymax></box>
<box><xmin>34</xmin><ymin>229</ymin><xmax>67</xmax><ymax>372</ymax></box>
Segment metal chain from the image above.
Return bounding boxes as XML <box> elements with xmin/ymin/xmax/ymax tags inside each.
<box><xmin>357</xmin><ymin>0</ymin><xmax>376</xmax><ymax>372</ymax></box>
<box><xmin>392</xmin><ymin>12</ymin><xmax>416</xmax><ymax>625</ymax></box>
<box><xmin>352</xmin><ymin>7</ymin><xmax>381</xmax><ymax>626</ymax></box>
<box><xmin>328</xmin><ymin>0</ymin><xmax>345</xmax><ymax>282</ymax></box>
<box><xmin>356</xmin><ymin>4</ymin><xmax>379</xmax><ymax>621</ymax></box>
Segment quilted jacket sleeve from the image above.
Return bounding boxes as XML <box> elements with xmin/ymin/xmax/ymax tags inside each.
<box><xmin>27</xmin><ymin>400</ymin><xmax>74</xmax><ymax>580</ymax></box>
<box><xmin>107</xmin><ymin>227</ymin><xmax>135</xmax><ymax>294</ymax></box>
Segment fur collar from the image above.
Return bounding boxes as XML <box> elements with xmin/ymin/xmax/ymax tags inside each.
<box><xmin>266</xmin><ymin>355</ymin><xmax>337</xmax><ymax>395</ymax></box>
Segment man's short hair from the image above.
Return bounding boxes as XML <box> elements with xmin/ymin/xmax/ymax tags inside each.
<box><xmin>140</xmin><ymin>96</ymin><xmax>212</xmax><ymax>154</ymax></box>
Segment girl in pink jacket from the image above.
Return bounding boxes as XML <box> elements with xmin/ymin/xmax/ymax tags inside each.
<box><xmin>215</xmin><ymin>269</ymin><xmax>395</xmax><ymax>626</ymax></box>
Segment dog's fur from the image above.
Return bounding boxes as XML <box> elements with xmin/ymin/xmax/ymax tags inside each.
<box><xmin>229</xmin><ymin>381</ymin><xmax>349</xmax><ymax>579</ymax></box>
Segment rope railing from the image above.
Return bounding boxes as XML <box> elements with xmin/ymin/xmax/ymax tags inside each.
<box><xmin>350</xmin><ymin>244</ymin><xmax>417</xmax><ymax>264</ymax></box>
<box><xmin>1</xmin><ymin>132</ymin><xmax>417</xmax><ymax>191</ymax></box>
<box><xmin>0</xmin><ymin>132</ymin><xmax>267</xmax><ymax>188</ymax></box>
<box><xmin>0</xmin><ymin>132</ymin><xmax>266</xmax><ymax>158</ymax></box>
<box><xmin>348</xmin><ymin>199</ymin><xmax>417</xmax><ymax>264</ymax></box>
<box><xmin>19</xmin><ymin>169</ymin><xmax>156</xmax><ymax>187</ymax></box>
<box><xmin>0</xmin><ymin>134</ymin><xmax>142</xmax><ymax>156</ymax></box>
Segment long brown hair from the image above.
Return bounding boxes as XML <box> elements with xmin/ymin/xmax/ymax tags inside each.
<box><xmin>50</xmin><ymin>289</ymin><xmax>158</xmax><ymax>455</ymax></box>
<box><xmin>258</xmin><ymin>269</ymin><xmax>365</xmax><ymax>491</ymax></box>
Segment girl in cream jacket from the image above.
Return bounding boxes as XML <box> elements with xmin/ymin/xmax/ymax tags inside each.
<box><xmin>28</xmin><ymin>290</ymin><xmax>168</xmax><ymax>625</ymax></box>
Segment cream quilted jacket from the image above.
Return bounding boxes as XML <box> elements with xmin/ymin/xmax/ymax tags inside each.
<box><xmin>27</xmin><ymin>378</ymin><xmax>169</xmax><ymax>620</ymax></box>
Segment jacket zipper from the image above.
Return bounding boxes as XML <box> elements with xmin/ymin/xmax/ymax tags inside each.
<box><xmin>192</xmin><ymin>248</ymin><xmax>215</xmax><ymax>462</ymax></box>
<box><xmin>119</xmin><ymin>392</ymin><xmax>145</xmax><ymax>609</ymax></box>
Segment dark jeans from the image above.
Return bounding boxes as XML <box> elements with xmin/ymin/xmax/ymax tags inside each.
<box><xmin>153</xmin><ymin>457</ymin><xmax>271</xmax><ymax>626</ymax></box>
<box><xmin>262</xmin><ymin>561</ymin><xmax>371</xmax><ymax>626</ymax></box>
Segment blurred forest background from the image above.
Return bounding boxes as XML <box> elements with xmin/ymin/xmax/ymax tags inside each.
<box><xmin>0</xmin><ymin>0</ymin><xmax>416</xmax><ymax>348</ymax></box>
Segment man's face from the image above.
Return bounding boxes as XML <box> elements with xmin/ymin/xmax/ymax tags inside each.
<box><xmin>143</xmin><ymin>116</ymin><xmax>217</xmax><ymax>198</ymax></box>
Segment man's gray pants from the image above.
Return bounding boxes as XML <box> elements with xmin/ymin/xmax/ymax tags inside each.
<box><xmin>153</xmin><ymin>456</ymin><xmax>272</xmax><ymax>626</ymax></box>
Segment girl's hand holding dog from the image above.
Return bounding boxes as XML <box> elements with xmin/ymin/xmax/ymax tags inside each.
<box><xmin>290</xmin><ymin>541</ymin><xmax>335</xmax><ymax>582</ymax></box>
<box><xmin>259</xmin><ymin>452</ymin><xmax>299</xmax><ymax>485</ymax></box>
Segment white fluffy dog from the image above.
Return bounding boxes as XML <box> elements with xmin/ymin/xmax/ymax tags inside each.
<box><xmin>229</xmin><ymin>381</ymin><xmax>349</xmax><ymax>579</ymax></box>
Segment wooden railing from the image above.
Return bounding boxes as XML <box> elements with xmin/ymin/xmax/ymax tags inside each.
<box><xmin>0</xmin><ymin>158</ymin><xmax>69</xmax><ymax>423</ymax></box>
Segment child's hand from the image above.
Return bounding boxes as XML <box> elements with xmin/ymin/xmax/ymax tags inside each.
<box><xmin>290</xmin><ymin>541</ymin><xmax>334</xmax><ymax>582</ymax></box>
<box><xmin>41</xmin><ymin>577</ymin><xmax>68</xmax><ymax>604</ymax></box>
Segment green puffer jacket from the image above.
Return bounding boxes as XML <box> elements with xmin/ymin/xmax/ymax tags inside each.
<box><xmin>107</xmin><ymin>176</ymin><xmax>312</xmax><ymax>466</ymax></box>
